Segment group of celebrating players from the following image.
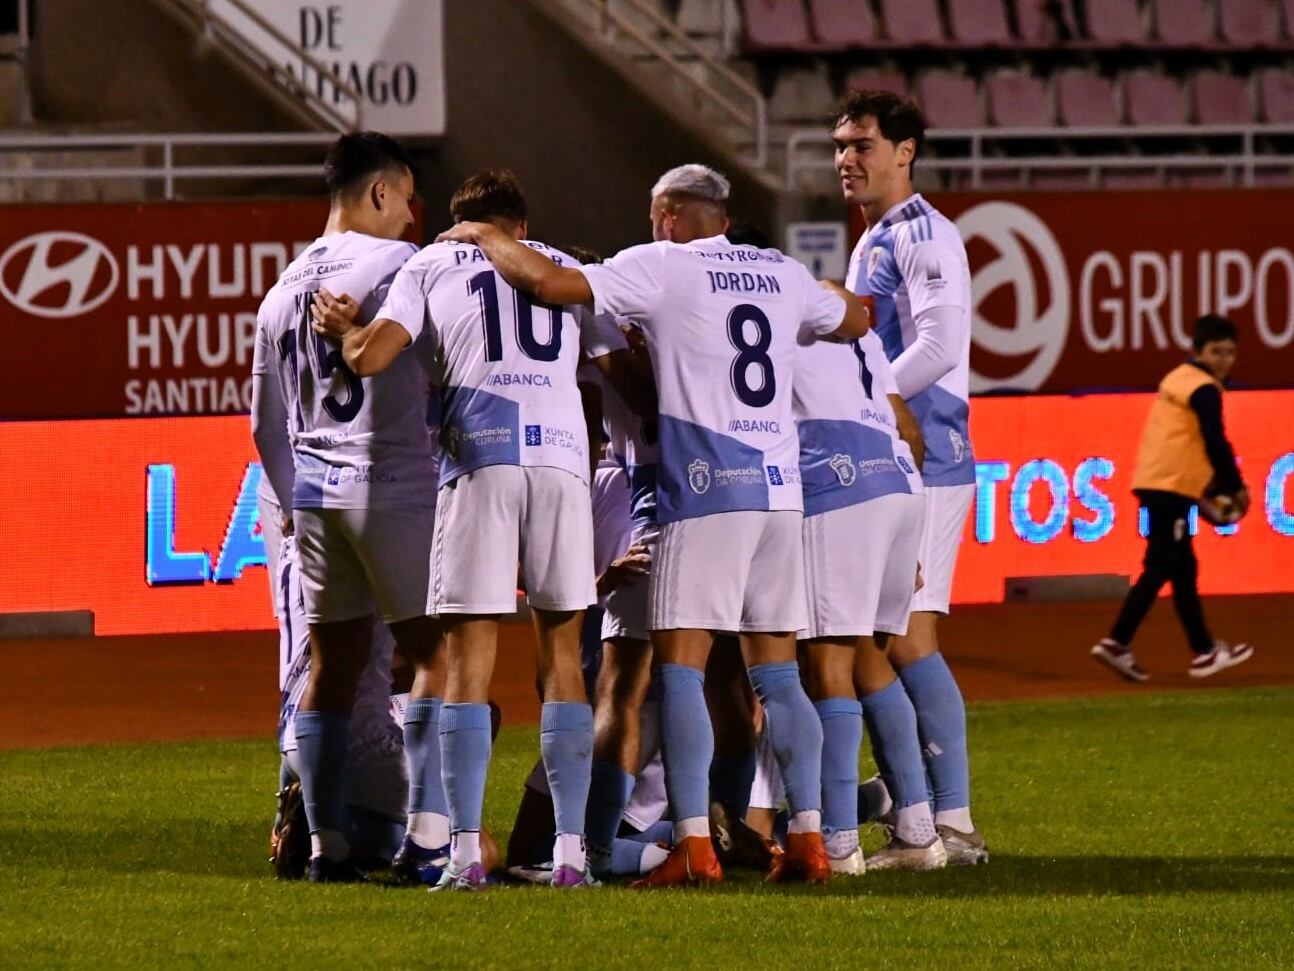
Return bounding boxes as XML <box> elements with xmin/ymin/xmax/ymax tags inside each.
<box><xmin>251</xmin><ymin>89</ymin><xmax>988</xmax><ymax>889</ymax></box>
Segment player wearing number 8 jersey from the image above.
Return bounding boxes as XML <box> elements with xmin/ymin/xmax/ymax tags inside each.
<box><xmin>437</xmin><ymin>164</ymin><xmax>872</xmax><ymax>887</ymax></box>
<box><xmin>251</xmin><ymin>132</ymin><xmax>447</xmax><ymax>883</ymax></box>
<box><xmin>313</xmin><ymin>171</ymin><xmax>634</xmax><ymax>891</ymax></box>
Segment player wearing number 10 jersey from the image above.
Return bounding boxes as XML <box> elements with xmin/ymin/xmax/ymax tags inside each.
<box><xmin>438</xmin><ymin>163</ymin><xmax>872</xmax><ymax>888</ymax></box>
<box><xmin>251</xmin><ymin>132</ymin><xmax>447</xmax><ymax>884</ymax></box>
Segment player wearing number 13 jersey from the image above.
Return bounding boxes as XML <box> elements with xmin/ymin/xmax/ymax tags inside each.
<box><xmin>437</xmin><ymin>164</ymin><xmax>872</xmax><ymax>888</ymax></box>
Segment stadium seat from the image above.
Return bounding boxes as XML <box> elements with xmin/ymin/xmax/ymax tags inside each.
<box><xmin>1016</xmin><ymin>0</ymin><xmax>1075</xmax><ymax>43</ymax></box>
<box><xmin>740</xmin><ymin>0</ymin><xmax>812</xmax><ymax>50</ymax></box>
<box><xmin>946</xmin><ymin>0</ymin><xmax>1011</xmax><ymax>46</ymax></box>
<box><xmin>807</xmin><ymin>0</ymin><xmax>878</xmax><ymax>47</ymax></box>
<box><xmin>1193</xmin><ymin>70</ymin><xmax>1254</xmax><ymax>124</ymax></box>
<box><xmin>1123</xmin><ymin>70</ymin><xmax>1188</xmax><ymax>125</ymax></box>
<box><xmin>1217</xmin><ymin>0</ymin><xmax>1281</xmax><ymax>47</ymax></box>
<box><xmin>1056</xmin><ymin>69</ymin><xmax>1121</xmax><ymax>126</ymax></box>
<box><xmin>1150</xmin><ymin>0</ymin><xmax>1217</xmax><ymax>46</ymax></box>
<box><xmin>768</xmin><ymin>63</ymin><xmax>835</xmax><ymax>122</ymax></box>
<box><xmin>1285</xmin><ymin>0</ymin><xmax>1294</xmax><ymax>39</ymax></box>
<box><xmin>1083</xmin><ymin>0</ymin><xmax>1146</xmax><ymax>45</ymax></box>
<box><xmin>878</xmin><ymin>0</ymin><xmax>945</xmax><ymax>44</ymax></box>
<box><xmin>842</xmin><ymin>67</ymin><xmax>909</xmax><ymax>98</ymax></box>
<box><xmin>986</xmin><ymin>69</ymin><xmax>1054</xmax><ymax>127</ymax></box>
<box><xmin>916</xmin><ymin>70</ymin><xmax>985</xmax><ymax>128</ymax></box>
<box><xmin>1257</xmin><ymin>67</ymin><xmax>1294</xmax><ymax>121</ymax></box>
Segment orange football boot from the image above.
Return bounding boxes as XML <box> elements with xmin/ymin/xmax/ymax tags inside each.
<box><xmin>630</xmin><ymin>835</ymin><xmax>724</xmax><ymax>889</ymax></box>
<box><xmin>766</xmin><ymin>831</ymin><xmax>832</xmax><ymax>884</ymax></box>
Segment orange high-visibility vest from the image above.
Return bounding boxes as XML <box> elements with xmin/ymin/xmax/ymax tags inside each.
<box><xmin>1132</xmin><ymin>363</ymin><xmax>1222</xmax><ymax>499</ymax></box>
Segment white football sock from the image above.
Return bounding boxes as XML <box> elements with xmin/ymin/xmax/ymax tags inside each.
<box><xmin>896</xmin><ymin>803</ymin><xmax>937</xmax><ymax>846</ymax></box>
<box><xmin>554</xmin><ymin>833</ymin><xmax>586</xmax><ymax>872</ymax></box>
<box><xmin>407</xmin><ymin>811</ymin><xmax>450</xmax><ymax>850</ymax></box>
<box><xmin>450</xmin><ymin>830</ymin><xmax>481</xmax><ymax>868</ymax></box>
<box><xmin>310</xmin><ymin>829</ymin><xmax>349</xmax><ymax>863</ymax></box>
<box><xmin>639</xmin><ymin>842</ymin><xmax>670</xmax><ymax>873</ymax></box>
<box><xmin>934</xmin><ymin>807</ymin><xmax>974</xmax><ymax>834</ymax></box>
<box><xmin>825</xmin><ymin>828</ymin><xmax>859</xmax><ymax>859</ymax></box>
<box><xmin>674</xmin><ymin>816</ymin><xmax>710</xmax><ymax>841</ymax></box>
<box><xmin>788</xmin><ymin>809</ymin><xmax>821</xmax><ymax>834</ymax></box>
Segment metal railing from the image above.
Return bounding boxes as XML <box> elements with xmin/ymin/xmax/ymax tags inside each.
<box><xmin>159</xmin><ymin>0</ymin><xmax>362</xmax><ymax>132</ymax></box>
<box><xmin>786</xmin><ymin>124</ymin><xmax>1294</xmax><ymax>190</ymax></box>
<box><xmin>560</xmin><ymin>0</ymin><xmax>768</xmax><ymax>169</ymax></box>
<box><xmin>0</xmin><ymin>132</ymin><xmax>336</xmax><ymax>200</ymax></box>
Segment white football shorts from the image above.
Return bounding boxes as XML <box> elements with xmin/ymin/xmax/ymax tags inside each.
<box><xmin>649</xmin><ymin>510</ymin><xmax>806</xmax><ymax>634</ymax></box>
<box><xmin>294</xmin><ymin>504</ymin><xmax>435</xmax><ymax>625</ymax></box>
<box><xmin>432</xmin><ymin>464</ymin><xmax>596</xmax><ymax>614</ymax></box>
<box><xmin>802</xmin><ymin>492</ymin><xmax>925</xmax><ymax>639</ymax></box>
<box><xmin>910</xmin><ymin>483</ymin><xmax>974</xmax><ymax>615</ymax></box>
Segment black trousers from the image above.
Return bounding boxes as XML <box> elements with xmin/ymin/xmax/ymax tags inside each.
<box><xmin>1110</xmin><ymin>490</ymin><xmax>1214</xmax><ymax>655</ymax></box>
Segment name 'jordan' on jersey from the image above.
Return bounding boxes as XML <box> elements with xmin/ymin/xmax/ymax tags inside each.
<box><xmin>794</xmin><ymin>329</ymin><xmax>923</xmax><ymax>517</ymax></box>
<box><xmin>582</xmin><ymin>235</ymin><xmax>846</xmax><ymax>524</ymax></box>
<box><xmin>378</xmin><ymin>240</ymin><xmax>617</xmax><ymax>487</ymax></box>
<box><xmin>253</xmin><ymin>232</ymin><xmax>437</xmax><ymax>509</ymax></box>
<box><xmin>849</xmin><ymin>194</ymin><xmax>976</xmax><ymax>487</ymax></box>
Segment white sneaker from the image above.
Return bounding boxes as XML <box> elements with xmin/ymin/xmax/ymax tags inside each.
<box><xmin>824</xmin><ymin>829</ymin><xmax>865</xmax><ymax>875</ymax></box>
<box><xmin>1091</xmin><ymin>638</ymin><xmax>1150</xmax><ymax>682</ymax></box>
<box><xmin>866</xmin><ymin>835</ymin><xmax>948</xmax><ymax>871</ymax></box>
<box><xmin>937</xmin><ymin>825</ymin><xmax>989</xmax><ymax>866</ymax></box>
<box><xmin>1189</xmin><ymin>641</ymin><xmax>1254</xmax><ymax>679</ymax></box>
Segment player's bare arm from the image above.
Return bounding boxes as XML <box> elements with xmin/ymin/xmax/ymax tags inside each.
<box><xmin>436</xmin><ymin>221</ymin><xmax>594</xmax><ymax>307</ymax></box>
<box><xmin>311</xmin><ymin>288</ymin><xmax>410</xmax><ymax>377</ymax></box>
<box><xmin>819</xmin><ymin>279</ymin><xmax>872</xmax><ymax>340</ymax></box>
<box><xmin>889</xmin><ymin>393</ymin><xmax>926</xmax><ymax>470</ymax></box>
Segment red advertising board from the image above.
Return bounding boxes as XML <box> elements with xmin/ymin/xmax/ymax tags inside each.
<box><xmin>850</xmin><ymin>190</ymin><xmax>1294</xmax><ymax>393</ymax></box>
<box><xmin>1</xmin><ymin>393</ymin><xmax>1292</xmax><ymax>636</ymax></box>
<box><xmin>0</xmin><ymin>200</ymin><xmax>418</xmax><ymax>419</ymax></box>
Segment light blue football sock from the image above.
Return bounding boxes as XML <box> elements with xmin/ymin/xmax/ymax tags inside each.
<box><xmin>586</xmin><ymin>760</ymin><xmax>635</xmax><ymax>852</ymax></box>
<box><xmin>293</xmin><ymin>710</ymin><xmax>350</xmax><ymax>836</ymax></box>
<box><xmin>658</xmin><ymin>663</ymin><xmax>712</xmax><ymax>822</ymax></box>
<box><xmin>747</xmin><ymin>662</ymin><xmax>823</xmax><ymax>816</ymax></box>
<box><xmin>861</xmin><ymin>678</ymin><xmax>930</xmax><ymax>810</ymax></box>
<box><xmin>709</xmin><ymin>753</ymin><xmax>756</xmax><ymax>817</ymax></box>
<box><xmin>815</xmin><ymin>697</ymin><xmax>863</xmax><ymax>836</ymax></box>
<box><xmin>898</xmin><ymin>653</ymin><xmax>970</xmax><ymax>813</ymax></box>
<box><xmin>404</xmin><ymin>697</ymin><xmax>448</xmax><ymax>817</ymax></box>
<box><xmin>438</xmin><ymin>702</ymin><xmax>492</xmax><ymax>833</ymax></box>
<box><xmin>540</xmin><ymin>701</ymin><xmax>594</xmax><ymax>837</ymax></box>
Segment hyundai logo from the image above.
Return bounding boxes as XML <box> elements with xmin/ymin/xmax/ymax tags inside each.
<box><xmin>0</xmin><ymin>231</ymin><xmax>120</xmax><ymax>318</ymax></box>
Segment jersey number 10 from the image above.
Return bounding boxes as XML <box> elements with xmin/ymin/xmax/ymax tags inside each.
<box><xmin>470</xmin><ymin>270</ymin><xmax>563</xmax><ymax>363</ymax></box>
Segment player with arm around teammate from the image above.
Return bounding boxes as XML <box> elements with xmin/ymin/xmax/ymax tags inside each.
<box><xmin>438</xmin><ymin>163</ymin><xmax>872</xmax><ymax>887</ymax></box>
<box><xmin>251</xmin><ymin>132</ymin><xmax>446</xmax><ymax>883</ymax></box>
<box><xmin>834</xmin><ymin>90</ymin><xmax>987</xmax><ymax>864</ymax></box>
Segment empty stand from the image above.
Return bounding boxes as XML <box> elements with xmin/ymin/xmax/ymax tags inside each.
<box><xmin>1257</xmin><ymin>66</ymin><xmax>1294</xmax><ymax>121</ymax></box>
<box><xmin>808</xmin><ymin>0</ymin><xmax>877</xmax><ymax>47</ymax></box>
<box><xmin>842</xmin><ymin>66</ymin><xmax>909</xmax><ymax>98</ymax></box>
<box><xmin>946</xmin><ymin>0</ymin><xmax>1011</xmax><ymax>46</ymax></box>
<box><xmin>1193</xmin><ymin>70</ymin><xmax>1254</xmax><ymax>124</ymax></box>
<box><xmin>917</xmin><ymin>70</ymin><xmax>984</xmax><ymax>128</ymax></box>
<box><xmin>1150</xmin><ymin>0</ymin><xmax>1217</xmax><ymax>45</ymax></box>
<box><xmin>1123</xmin><ymin>69</ymin><xmax>1187</xmax><ymax>125</ymax></box>
<box><xmin>740</xmin><ymin>0</ymin><xmax>811</xmax><ymax>50</ymax></box>
<box><xmin>1056</xmin><ymin>68</ymin><xmax>1121</xmax><ymax>126</ymax></box>
<box><xmin>878</xmin><ymin>0</ymin><xmax>944</xmax><ymax>44</ymax></box>
<box><xmin>1217</xmin><ymin>0</ymin><xmax>1281</xmax><ymax>47</ymax></box>
<box><xmin>1016</xmin><ymin>0</ymin><xmax>1072</xmax><ymax>43</ymax></box>
<box><xmin>1083</xmin><ymin>0</ymin><xmax>1146</xmax><ymax>45</ymax></box>
<box><xmin>986</xmin><ymin>69</ymin><xmax>1053</xmax><ymax>126</ymax></box>
<box><xmin>769</xmin><ymin>62</ymin><xmax>834</xmax><ymax>122</ymax></box>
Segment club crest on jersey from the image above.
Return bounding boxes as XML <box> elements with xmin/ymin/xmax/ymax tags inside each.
<box><xmin>867</xmin><ymin>246</ymin><xmax>884</xmax><ymax>278</ymax></box>
<box><xmin>444</xmin><ymin>426</ymin><xmax>461</xmax><ymax>460</ymax></box>
<box><xmin>688</xmin><ymin>458</ymin><xmax>711</xmax><ymax>495</ymax></box>
<box><xmin>949</xmin><ymin>429</ymin><xmax>966</xmax><ymax>464</ymax></box>
<box><xmin>829</xmin><ymin>453</ymin><xmax>856</xmax><ymax>487</ymax></box>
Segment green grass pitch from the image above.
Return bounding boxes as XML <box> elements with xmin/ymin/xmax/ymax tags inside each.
<box><xmin>3</xmin><ymin>688</ymin><xmax>1292</xmax><ymax>969</ymax></box>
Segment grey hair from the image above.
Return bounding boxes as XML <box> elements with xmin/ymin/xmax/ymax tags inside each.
<box><xmin>650</xmin><ymin>164</ymin><xmax>731</xmax><ymax>203</ymax></box>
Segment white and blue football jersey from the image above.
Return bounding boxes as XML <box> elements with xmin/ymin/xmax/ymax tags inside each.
<box><xmin>848</xmin><ymin>194</ymin><xmax>975</xmax><ymax>487</ymax></box>
<box><xmin>377</xmin><ymin>240</ymin><xmax>619</xmax><ymax>487</ymax></box>
<box><xmin>253</xmin><ymin>232</ymin><xmax>437</xmax><ymax>509</ymax></box>
<box><xmin>793</xmin><ymin>329</ymin><xmax>922</xmax><ymax>517</ymax></box>
<box><xmin>582</xmin><ymin>235</ymin><xmax>846</xmax><ymax>524</ymax></box>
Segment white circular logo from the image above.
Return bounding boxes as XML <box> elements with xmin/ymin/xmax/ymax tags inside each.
<box><xmin>955</xmin><ymin>202</ymin><xmax>1070</xmax><ymax>392</ymax></box>
<box><xmin>0</xmin><ymin>231</ymin><xmax>120</xmax><ymax>318</ymax></box>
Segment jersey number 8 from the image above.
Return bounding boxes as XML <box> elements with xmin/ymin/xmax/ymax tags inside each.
<box><xmin>728</xmin><ymin>304</ymin><xmax>775</xmax><ymax>408</ymax></box>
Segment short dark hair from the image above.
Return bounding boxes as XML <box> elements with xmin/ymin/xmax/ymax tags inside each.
<box><xmin>323</xmin><ymin>131</ymin><xmax>414</xmax><ymax>200</ymax></box>
<box><xmin>1193</xmin><ymin>314</ymin><xmax>1238</xmax><ymax>350</ymax></box>
<box><xmin>560</xmin><ymin>244</ymin><xmax>603</xmax><ymax>265</ymax></box>
<box><xmin>450</xmin><ymin>170</ymin><xmax>527</xmax><ymax>226</ymax></box>
<box><xmin>830</xmin><ymin>90</ymin><xmax>927</xmax><ymax>174</ymax></box>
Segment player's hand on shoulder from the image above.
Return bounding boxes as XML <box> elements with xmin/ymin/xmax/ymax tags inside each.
<box><xmin>311</xmin><ymin>288</ymin><xmax>360</xmax><ymax>339</ymax></box>
<box><xmin>435</xmin><ymin>221</ymin><xmax>491</xmax><ymax>245</ymax></box>
<box><xmin>596</xmin><ymin>544</ymin><xmax>652</xmax><ymax>596</ymax></box>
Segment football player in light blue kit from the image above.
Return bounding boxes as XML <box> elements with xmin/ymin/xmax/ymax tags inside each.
<box><xmin>834</xmin><ymin>90</ymin><xmax>987</xmax><ymax>863</ymax></box>
<box><xmin>439</xmin><ymin>164</ymin><xmax>872</xmax><ymax>887</ymax></box>
<box><xmin>251</xmin><ymin>132</ymin><xmax>447</xmax><ymax>883</ymax></box>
